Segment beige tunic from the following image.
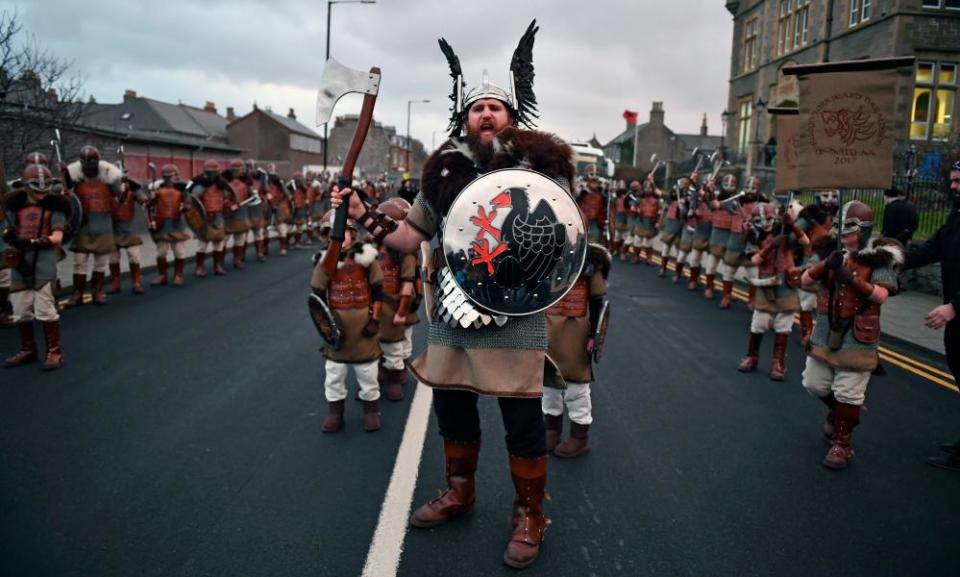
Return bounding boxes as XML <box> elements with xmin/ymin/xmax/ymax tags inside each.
<box><xmin>379</xmin><ymin>251</ymin><xmax>420</xmax><ymax>343</ymax></box>
<box><xmin>546</xmin><ymin>271</ymin><xmax>606</xmax><ymax>383</ymax></box>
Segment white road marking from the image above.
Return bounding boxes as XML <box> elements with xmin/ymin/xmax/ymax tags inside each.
<box><xmin>361</xmin><ymin>382</ymin><xmax>434</xmax><ymax>577</ymax></box>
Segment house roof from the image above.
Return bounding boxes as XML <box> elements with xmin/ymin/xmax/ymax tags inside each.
<box><xmin>676</xmin><ymin>133</ymin><xmax>723</xmax><ymax>151</ymax></box>
<box><xmin>603</xmin><ymin>123</ymin><xmax>650</xmax><ymax>147</ymax></box>
<box><xmin>80</xmin><ymin>97</ymin><xmax>229</xmax><ymax>141</ymax></box>
<box><xmin>261</xmin><ymin>109</ymin><xmax>322</xmax><ymax>139</ymax></box>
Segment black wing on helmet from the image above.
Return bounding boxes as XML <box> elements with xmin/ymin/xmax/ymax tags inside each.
<box><xmin>438</xmin><ymin>37</ymin><xmax>465</xmax><ymax>136</ymax></box>
<box><xmin>509</xmin><ymin>19</ymin><xmax>540</xmax><ymax>129</ymax></box>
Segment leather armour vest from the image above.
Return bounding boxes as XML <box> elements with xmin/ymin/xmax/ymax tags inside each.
<box><xmin>293</xmin><ymin>187</ymin><xmax>307</xmax><ymax>208</ymax></box>
<box><xmin>638</xmin><ymin>197</ymin><xmax>658</xmax><ymax>218</ymax></box>
<box><xmin>816</xmin><ymin>259</ymin><xmax>881</xmax><ymax>343</ymax></box>
<box><xmin>547</xmin><ymin>276</ymin><xmax>588</xmax><ymax>317</ymax></box>
<box><xmin>16</xmin><ymin>205</ymin><xmax>51</xmax><ymax>240</ymax></box>
<box><xmin>111</xmin><ymin>192</ymin><xmax>136</xmax><ymax>221</ymax></box>
<box><xmin>379</xmin><ymin>249</ymin><xmax>401</xmax><ymax>296</ymax></box>
<box><xmin>579</xmin><ymin>192</ymin><xmax>604</xmax><ymax>221</ymax></box>
<box><xmin>229</xmin><ymin>180</ymin><xmax>249</xmax><ymax>204</ymax></box>
<box><xmin>75</xmin><ymin>179</ymin><xmax>113</xmax><ymax>213</ymax></box>
<box><xmin>202</xmin><ymin>185</ymin><xmax>225</xmax><ymax>214</ymax></box>
<box><xmin>156</xmin><ymin>187</ymin><xmax>183</xmax><ymax>220</ymax></box>
<box><xmin>329</xmin><ymin>262</ymin><xmax>371</xmax><ymax>309</ymax></box>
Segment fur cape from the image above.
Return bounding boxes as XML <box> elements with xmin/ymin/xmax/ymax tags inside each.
<box><xmin>67</xmin><ymin>160</ymin><xmax>122</xmax><ymax>185</ymax></box>
<box><xmin>585</xmin><ymin>242</ymin><xmax>612</xmax><ymax>280</ymax></box>
<box><xmin>314</xmin><ymin>241</ymin><xmax>378</xmax><ymax>270</ymax></box>
<box><xmin>2</xmin><ymin>188</ymin><xmax>72</xmax><ymax>214</ymax></box>
<box><xmin>810</xmin><ymin>234</ymin><xmax>905</xmax><ymax>269</ymax></box>
<box><xmin>797</xmin><ymin>204</ymin><xmax>832</xmax><ymax>226</ymax></box>
<box><xmin>421</xmin><ymin>127</ymin><xmax>575</xmax><ymax>218</ymax></box>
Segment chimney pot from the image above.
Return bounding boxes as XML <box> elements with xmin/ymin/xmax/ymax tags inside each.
<box><xmin>204</xmin><ymin>101</ymin><xmax>217</xmax><ymax>113</ymax></box>
<box><xmin>650</xmin><ymin>101</ymin><xmax>665</xmax><ymax>126</ymax></box>
<box><xmin>287</xmin><ymin>107</ymin><xmax>296</xmax><ymax>119</ymax></box>
<box><xmin>226</xmin><ymin>106</ymin><xmax>236</xmax><ymax>121</ymax></box>
<box><xmin>123</xmin><ymin>89</ymin><xmax>137</xmax><ymax>102</ymax></box>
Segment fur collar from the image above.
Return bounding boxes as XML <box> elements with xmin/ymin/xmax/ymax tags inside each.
<box><xmin>421</xmin><ymin>128</ymin><xmax>575</xmax><ymax>218</ymax></box>
<box><xmin>316</xmin><ymin>242</ymin><xmax>378</xmax><ymax>270</ymax></box>
<box><xmin>811</xmin><ymin>234</ymin><xmax>904</xmax><ymax>268</ymax></box>
<box><xmin>67</xmin><ymin>160</ymin><xmax>122</xmax><ymax>185</ymax></box>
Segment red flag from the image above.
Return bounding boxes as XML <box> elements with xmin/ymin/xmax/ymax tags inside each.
<box><xmin>622</xmin><ymin>109</ymin><xmax>638</xmax><ymax>123</ymax></box>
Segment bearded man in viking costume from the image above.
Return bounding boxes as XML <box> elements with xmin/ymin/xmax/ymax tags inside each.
<box><xmin>331</xmin><ymin>21</ymin><xmax>577</xmax><ymax>569</ymax></box>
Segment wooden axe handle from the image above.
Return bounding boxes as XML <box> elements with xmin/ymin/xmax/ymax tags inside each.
<box><xmin>323</xmin><ymin>66</ymin><xmax>381</xmax><ymax>278</ymax></box>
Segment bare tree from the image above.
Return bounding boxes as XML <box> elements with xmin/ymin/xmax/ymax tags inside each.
<box><xmin>0</xmin><ymin>9</ymin><xmax>85</xmax><ymax>189</ymax></box>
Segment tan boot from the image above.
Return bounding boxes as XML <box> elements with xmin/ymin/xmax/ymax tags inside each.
<box><xmin>737</xmin><ymin>333</ymin><xmax>763</xmax><ymax>372</ymax></box>
<box><xmin>195</xmin><ymin>252</ymin><xmax>207</xmax><ymax>278</ymax></box>
<box><xmin>544</xmin><ymin>414</ymin><xmax>562</xmax><ymax>452</ymax></box>
<box><xmin>173</xmin><ymin>259</ymin><xmax>185</xmax><ymax>286</ymax></box>
<box><xmin>4</xmin><ymin>323</ymin><xmax>38</xmax><ymax>368</ymax></box>
<box><xmin>718</xmin><ymin>281</ymin><xmax>734</xmax><ymax>309</ymax></box>
<box><xmin>410</xmin><ymin>440</ymin><xmax>480</xmax><ymax>527</ymax></box>
<box><xmin>213</xmin><ymin>251</ymin><xmax>227</xmax><ymax>276</ymax></box>
<box><xmin>823</xmin><ymin>403</ymin><xmax>860</xmax><ymax>470</ymax></box>
<box><xmin>673</xmin><ymin>262</ymin><xmax>685</xmax><ymax>285</ymax></box>
<box><xmin>687</xmin><ymin>266</ymin><xmax>701</xmax><ymax>291</ymax></box>
<box><xmin>362</xmin><ymin>399</ymin><xmax>381</xmax><ymax>432</ymax></box>
<box><xmin>703</xmin><ymin>274</ymin><xmax>715</xmax><ymax>299</ymax></box>
<box><xmin>799</xmin><ymin>311</ymin><xmax>814</xmax><ymax>346</ymax></box>
<box><xmin>40</xmin><ymin>321</ymin><xmax>64</xmax><ymax>371</ymax></box>
<box><xmin>65</xmin><ymin>274</ymin><xmax>86</xmax><ymax>307</ymax></box>
<box><xmin>152</xmin><ymin>258</ymin><xmax>168</xmax><ymax>286</ymax></box>
<box><xmin>385</xmin><ymin>368</ymin><xmax>405</xmax><ymax>401</ymax></box>
<box><xmin>503</xmin><ymin>455</ymin><xmax>549</xmax><ymax>569</ymax></box>
<box><xmin>554</xmin><ymin>423</ymin><xmax>590</xmax><ymax>458</ymax></box>
<box><xmin>130</xmin><ymin>263</ymin><xmax>144</xmax><ymax>294</ymax></box>
<box><xmin>770</xmin><ymin>333</ymin><xmax>788</xmax><ymax>381</ymax></box>
<box><xmin>233</xmin><ymin>245</ymin><xmax>245</xmax><ymax>270</ymax></box>
<box><xmin>91</xmin><ymin>271</ymin><xmax>108</xmax><ymax>305</ymax></box>
<box><xmin>321</xmin><ymin>400</ymin><xmax>345</xmax><ymax>433</ymax></box>
<box><xmin>107</xmin><ymin>262</ymin><xmax>122</xmax><ymax>294</ymax></box>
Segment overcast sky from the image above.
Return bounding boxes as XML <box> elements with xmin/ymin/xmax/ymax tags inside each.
<box><xmin>3</xmin><ymin>0</ymin><xmax>734</xmax><ymax>151</ymax></box>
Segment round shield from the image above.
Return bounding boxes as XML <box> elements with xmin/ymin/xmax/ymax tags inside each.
<box><xmin>183</xmin><ymin>194</ymin><xmax>208</xmax><ymax>239</ymax></box>
<box><xmin>62</xmin><ymin>192</ymin><xmax>82</xmax><ymax>245</ymax></box>
<box><xmin>307</xmin><ymin>293</ymin><xmax>342</xmax><ymax>350</ymax></box>
<box><xmin>441</xmin><ymin>168</ymin><xmax>587</xmax><ymax>317</ymax></box>
<box><xmin>592</xmin><ymin>299</ymin><xmax>610</xmax><ymax>363</ymax></box>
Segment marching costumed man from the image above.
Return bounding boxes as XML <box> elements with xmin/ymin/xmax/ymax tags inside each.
<box><xmin>705</xmin><ymin>174</ymin><xmax>738</xmax><ymax>300</ymax></box>
<box><xmin>794</xmin><ymin>190</ymin><xmax>838</xmax><ymax>344</ymax></box>
<box><xmin>631</xmin><ymin>176</ymin><xmax>660</xmax><ymax>264</ymax></box>
<box><xmin>610</xmin><ymin>180</ymin><xmax>629</xmax><ymax>259</ymax></box>
<box><xmin>579</xmin><ymin>175</ymin><xmax>605</xmax><ymax>244</ymax></box>
<box><xmin>244</xmin><ymin>159</ymin><xmax>269</xmax><ymax>262</ymax></box>
<box><xmin>290</xmin><ymin>172</ymin><xmax>310</xmax><ymax>248</ymax></box>
<box><xmin>800</xmin><ymin>201</ymin><xmax>901</xmax><ymax>469</ymax></box>
<box><xmin>331</xmin><ymin>21</ymin><xmax>570</xmax><ymax>568</ymax></box>
<box><xmin>669</xmin><ymin>176</ymin><xmax>697</xmax><ymax>283</ymax></box>
<box><xmin>265</xmin><ymin>166</ymin><xmax>291</xmax><ymax>256</ymax></box>
<box><xmin>223</xmin><ymin>159</ymin><xmax>251</xmax><ymax>270</ymax></box>
<box><xmin>543</xmin><ymin>243</ymin><xmax>609</xmax><ymax>457</ymax></box>
<box><xmin>2</xmin><ymin>164</ymin><xmax>70</xmax><ymax>370</ymax></box>
<box><xmin>374</xmin><ymin>197</ymin><xmax>420</xmax><ymax>401</ymax></box>
<box><xmin>64</xmin><ymin>145</ymin><xmax>122</xmax><ymax>306</ymax></box>
<box><xmin>310</xmin><ymin>211</ymin><xmax>384</xmax><ymax>432</ymax></box>
<box><xmin>189</xmin><ymin>160</ymin><xmax>230</xmax><ymax>277</ymax></box>
<box><xmin>107</xmin><ymin>175</ymin><xmax>148</xmax><ymax>295</ymax></box>
<box><xmin>683</xmin><ymin>176</ymin><xmax>714</xmax><ymax>291</ymax></box>
<box><xmin>656</xmin><ymin>179</ymin><xmax>685</xmax><ymax>278</ymax></box>
<box><xmin>147</xmin><ymin>164</ymin><xmax>191</xmax><ymax>287</ymax></box>
<box><xmin>719</xmin><ymin>175</ymin><xmax>761</xmax><ymax>309</ymax></box>
<box><xmin>736</xmin><ymin>201</ymin><xmax>808</xmax><ymax>380</ymax></box>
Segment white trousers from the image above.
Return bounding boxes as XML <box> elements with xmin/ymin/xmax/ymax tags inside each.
<box><xmin>801</xmin><ymin>356</ymin><xmax>870</xmax><ymax>406</ymax></box>
<box><xmin>381</xmin><ymin>327</ymin><xmax>414</xmax><ymax>370</ymax></box>
<box><xmin>0</xmin><ymin>268</ymin><xmax>10</xmax><ymax>288</ymax></box>
<box><xmin>200</xmin><ymin>239</ymin><xmax>225</xmax><ymax>253</ymax></box>
<box><xmin>750</xmin><ymin>310</ymin><xmax>795</xmax><ymax>334</ymax></box>
<box><xmin>109</xmin><ymin>244</ymin><xmax>141</xmax><ymax>265</ymax></box>
<box><xmin>226</xmin><ymin>232</ymin><xmax>247</xmax><ymax>248</ymax></box>
<box><xmin>253</xmin><ymin>227</ymin><xmax>266</xmax><ymax>241</ymax></box>
<box><xmin>687</xmin><ymin>248</ymin><xmax>704</xmax><ymax>268</ymax></box>
<box><xmin>799</xmin><ymin>290</ymin><xmax>817</xmax><ymax>312</ymax></box>
<box><xmin>704</xmin><ymin>253</ymin><xmax>722</xmax><ymax>275</ymax></box>
<box><xmin>73</xmin><ymin>252</ymin><xmax>109</xmax><ymax>274</ymax></box>
<box><xmin>324</xmin><ymin>359</ymin><xmax>380</xmax><ymax>402</ymax></box>
<box><xmin>11</xmin><ymin>283</ymin><xmax>59</xmax><ymax>322</ymax></box>
<box><xmin>156</xmin><ymin>240</ymin><xmax>189</xmax><ymax>260</ymax></box>
<box><xmin>542</xmin><ymin>382</ymin><xmax>593</xmax><ymax>425</ymax></box>
<box><xmin>278</xmin><ymin>223</ymin><xmax>289</xmax><ymax>236</ymax></box>
<box><xmin>660</xmin><ymin>244</ymin><xmax>676</xmax><ymax>259</ymax></box>
<box><xmin>720</xmin><ymin>263</ymin><xmax>758</xmax><ymax>284</ymax></box>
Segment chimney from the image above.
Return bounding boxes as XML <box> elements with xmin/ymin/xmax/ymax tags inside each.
<box><xmin>46</xmin><ymin>87</ymin><xmax>58</xmax><ymax>103</ymax></box>
<box><xmin>252</xmin><ymin>101</ymin><xmax>259</xmax><ymax>111</ymax></box>
<box><xmin>204</xmin><ymin>101</ymin><xmax>217</xmax><ymax>114</ymax></box>
<box><xmin>88</xmin><ymin>95</ymin><xmax>97</xmax><ymax>104</ymax></box>
<box><xmin>226</xmin><ymin>106</ymin><xmax>236</xmax><ymax>121</ymax></box>
<box><xmin>123</xmin><ymin>89</ymin><xmax>138</xmax><ymax>102</ymax></box>
<box><xmin>650</xmin><ymin>101</ymin><xmax>664</xmax><ymax>127</ymax></box>
<box><xmin>700</xmin><ymin>113</ymin><xmax>708</xmax><ymax>137</ymax></box>
<box><xmin>287</xmin><ymin>107</ymin><xmax>296</xmax><ymax>120</ymax></box>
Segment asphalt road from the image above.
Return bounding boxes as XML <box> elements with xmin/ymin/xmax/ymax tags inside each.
<box><xmin>2</xmin><ymin>248</ymin><xmax>959</xmax><ymax>577</ymax></box>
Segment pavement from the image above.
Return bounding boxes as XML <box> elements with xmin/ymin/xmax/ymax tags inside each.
<box><xmin>2</xmin><ymin>241</ymin><xmax>959</xmax><ymax>577</ymax></box>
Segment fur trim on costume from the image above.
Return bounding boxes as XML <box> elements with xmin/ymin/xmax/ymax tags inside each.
<box><xmin>853</xmin><ymin>237</ymin><xmax>905</xmax><ymax>269</ymax></box>
<box><xmin>586</xmin><ymin>242</ymin><xmax>612</xmax><ymax>279</ymax></box>
<box><xmin>67</xmin><ymin>160</ymin><xmax>122</xmax><ymax>185</ymax></box>
<box><xmin>811</xmin><ymin>233</ymin><xmax>837</xmax><ymax>260</ymax></box>
<box><xmin>316</xmin><ymin>241</ymin><xmax>378</xmax><ymax>270</ymax></box>
<box><xmin>422</xmin><ymin>128</ymin><xmax>575</xmax><ymax>218</ymax></box>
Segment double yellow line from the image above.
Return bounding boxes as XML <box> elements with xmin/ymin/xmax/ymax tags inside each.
<box><xmin>644</xmin><ymin>254</ymin><xmax>957</xmax><ymax>392</ymax></box>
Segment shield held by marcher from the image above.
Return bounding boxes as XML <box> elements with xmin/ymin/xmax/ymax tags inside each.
<box><xmin>307</xmin><ymin>293</ymin><xmax>342</xmax><ymax>350</ymax></box>
<box><xmin>62</xmin><ymin>192</ymin><xmax>83</xmax><ymax>245</ymax></box>
<box><xmin>183</xmin><ymin>194</ymin><xmax>208</xmax><ymax>239</ymax></box>
<box><xmin>442</xmin><ymin>168</ymin><xmax>587</xmax><ymax>317</ymax></box>
<box><xmin>592</xmin><ymin>299</ymin><xmax>610</xmax><ymax>363</ymax></box>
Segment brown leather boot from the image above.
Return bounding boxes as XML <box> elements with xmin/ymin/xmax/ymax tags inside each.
<box><xmin>91</xmin><ymin>271</ymin><xmax>107</xmax><ymax>305</ymax></box>
<box><xmin>195</xmin><ymin>252</ymin><xmax>207</xmax><ymax>278</ymax></box>
<box><xmin>703</xmin><ymin>274</ymin><xmax>715</xmax><ymax>299</ymax></box>
<box><xmin>687</xmin><ymin>266</ymin><xmax>701</xmax><ymax>291</ymax></box>
<box><xmin>799</xmin><ymin>311</ymin><xmax>814</xmax><ymax>346</ymax></box>
<box><xmin>233</xmin><ymin>245</ymin><xmax>245</xmax><ymax>269</ymax></box>
<box><xmin>554</xmin><ymin>423</ymin><xmax>590</xmax><ymax>458</ymax></box>
<box><xmin>673</xmin><ymin>262</ymin><xmax>685</xmax><ymax>284</ymax></box>
<box><xmin>173</xmin><ymin>259</ymin><xmax>185</xmax><ymax>286</ymax></box>
<box><xmin>645</xmin><ymin>247</ymin><xmax>655</xmax><ymax>265</ymax></box>
<box><xmin>256</xmin><ymin>239</ymin><xmax>266</xmax><ymax>262</ymax></box>
<box><xmin>321</xmin><ymin>400</ymin><xmax>345</xmax><ymax>433</ymax></box>
<box><xmin>40</xmin><ymin>321</ymin><xmax>64</xmax><ymax>371</ymax></box>
<box><xmin>657</xmin><ymin>257</ymin><xmax>668</xmax><ymax>278</ymax></box>
<box><xmin>362</xmin><ymin>399</ymin><xmax>381</xmax><ymax>431</ymax></box>
<box><xmin>107</xmin><ymin>262</ymin><xmax>122</xmax><ymax>294</ymax></box>
<box><xmin>737</xmin><ymin>333</ymin><xmax>763</xmax><ymax>372</ymax></box>
<box><xmin>747</xmin><ymin>284</ymin><xmax>757</xmax><ymax>311</ymax></box>
<box><xmin>823</xmin><ymin>403</ymin><xmax>860</xmax><ymax>470</ymax></box>
<box><xmin>385</xmin><ymin>368</ymin><xmax>404</xmax><ymax>401</ymax></box>
<box><xmin>544</xmin><ymin>414</ymin><xmax>562</xmax><ymax>452</ymax></box>
<box><xmin>66</xmin><ymin>274</ymin><xmax>86</xmax><ymax>307</ymax></box>
<box><xmin>504</xmin><ymin>455</ymin><xmax>549</xmax><ymax>569</ymax></box>
<box><xmin>152</xmin><ymin>258</ymin><xmax>168</xmax><ymax>286</ymax></box>
<box><xmin>280</xmin><ymin>236</ymin><xmax>289</xmax><ymax>256</ymax></box>
<box><xmin>410</xmin><ymin>439</ymin><xmax>481</xmax><ymax>528</ymax></box>
<box><xmin>630</xmin><ymin>247</ymin><xmax>640</xmax><ymax>264</ymax></box>
<box><xmin>719</xmin><ymin>281</ymin><xmax>734</xmax><ymax>309</ymax></box>
<box><xmin>4</xmin><ymin>323</ymin><xmax>38</xmax><ymax>367</ymax></box>
<box><xmin>818</xmin><ymin>393</ymin><xmax>838</xmax><ymax>439</ymax></box>
<box><xmin>770</xmin><ymin>333</ymin><xmax>789</xmax><ymax>381</ymax></box>
<box><xmin>214</xmin><ymin>251</ymin><xmax>227</xmax><ymax>276</ymax></box>
<box><xmin>130</xmin><ymin>263</ymin><xmax>144</xmax><ymax>294</ymax></box>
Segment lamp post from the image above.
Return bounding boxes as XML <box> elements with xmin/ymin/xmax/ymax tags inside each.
<box><xmin>406</xmin><ymin>98</ymin><xmax>429</xmax><ymax>174</ymax></box>
<box><xmin>720</xmin><ymin>109</ymin><xmax>734</xmax><ymax>160</ymax></box>
<box><xmin>745</xmin><ymin>96</ymin><xmax>767</xmax><ymax>176</ymax></box>
<box><xmin>323</xmin><ymin>0</ymin><xmax>376</xmax><ymax>175</ymax></box>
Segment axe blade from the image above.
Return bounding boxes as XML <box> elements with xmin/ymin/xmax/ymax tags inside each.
<box><xmin>316</xmin><ymin>57</ymin><xmax>381</xmax><ymax>127</ymax></box>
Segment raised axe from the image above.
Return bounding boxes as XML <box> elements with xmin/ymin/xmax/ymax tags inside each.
<box><xmin>649</xmin><ymin>153</ymin><xmax>665</xmax><ymax>179</ymax></box>
<box><xmin>315</xmin><ymin>57</ymin><xmax>381</xmax><ymax>278</ymax></box>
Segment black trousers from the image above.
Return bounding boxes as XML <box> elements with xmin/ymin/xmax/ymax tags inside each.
<box><xmin>946</xmin><ymin>321</ymin><xmax>959</xmax><ymax>387</ymax></box>
<box><xmin>432</xmin><ymin>389</ymin><xmax>547</xmax><ymax>458</ymax></box>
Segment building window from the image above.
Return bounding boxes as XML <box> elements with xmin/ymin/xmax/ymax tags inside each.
<box><xmin>743</xmin><ymin>17</ymin><xmax>759</xmax><ymax>72</ymax></box>
<box><xmin>737</xmin><ymin>97</ymin><xmax>753</xmax><ymax>153</ymax></box>
<box><xmin>922</xmin><ymin>0</ymin><xmax>960</xmax><ymax>8</ymax></box>
<box><xmin>290</xmin><ymin>134</ymin><xmax>323</xmax><ymax>153</ymax></box>
<box><xmin>850</xmin><ymin>0</ymin><xmax>872</xmax><ymax>26</ymax></box>
<box><xmin>911</xmin><ymin>61</ymin><xmax>957</xmax><ymax>141</ymax></box>
<box><xmin>777</xmin><ymin>0</ymin><xmax>810</xmax><ymax>56</ymax></box>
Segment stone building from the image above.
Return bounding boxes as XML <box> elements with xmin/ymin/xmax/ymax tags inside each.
<box><xmin>226</xmin><ymin>106</ymin><xmax>324</xmax><ymax>177</ymax></box>
<box><xmin>326</xmin><ymin>114</ymin><xmax>428</xmax><ymax>182</ymax></box>
<box><xmin>725</xmin><ymin>0</ymin><xmax>960</xmax><ymax>169</ymax></box>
